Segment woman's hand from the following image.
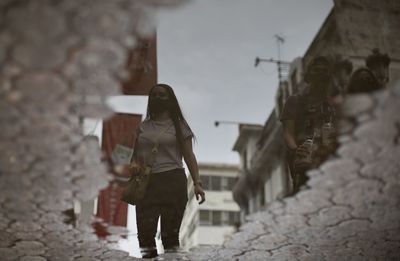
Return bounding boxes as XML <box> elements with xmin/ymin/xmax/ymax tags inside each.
<box><xmin>182</xmin><ymin>137</ymin><xmax>205</xmax><ymax>204</ymax></box>
<box><xmin>129</xmin><ymin>161</ymin><xmax>142</xmax><ymax>176</ymax></box>
<box><xmin>194</xmin><ymin>183</ymin><xmax>205</xmax><ymax>204</ymax></box>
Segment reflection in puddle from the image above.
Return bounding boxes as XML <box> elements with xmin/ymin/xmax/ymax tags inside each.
<box><xmin>68</xmin><ymin>201</ymin><xmax>179</xmax><ymax>258</ymax></box>
<box><xmin>63</xmin><ymin>199</ymin><xmax>140</xmax><ymax>257</ymax></box>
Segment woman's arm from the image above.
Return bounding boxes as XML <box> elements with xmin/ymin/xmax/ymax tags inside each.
<box><xmin>129</xmin><ymin>134</ymin><xmax>142</xmax><ymax>175</ymax></box>
<box><xmin>182</xmin><ymin>137</ymin><xmax>205</xmax><ymax>204</ymax></box>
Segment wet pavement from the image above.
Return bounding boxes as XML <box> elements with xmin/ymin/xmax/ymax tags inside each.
<box><xmin>0</xmin><ymin>0</ymin><xmax>186</xmax><ymax>260</ymax></box>
<box><xmin>2</xmin><ymin>80</ymin><xmax>393</xmax><ymax>261</ymax></box>
<box><xmin>186</xmin><ymin>86</ymin><xmax>400</xmax><ymax>260</ymax></box>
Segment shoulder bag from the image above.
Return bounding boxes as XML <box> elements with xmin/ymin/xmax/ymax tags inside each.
<box><xmin>121</xmin><ymin>122</ymin><xmax>172</xmax><ymax>205</ymax></box>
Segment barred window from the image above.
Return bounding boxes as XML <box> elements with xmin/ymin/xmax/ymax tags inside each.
<box><xmin>199</xmin><ymin>210</ymin><xmax>240</xmax><ymax>226</ymax></box>
<box><xmin>200</xmin><ymin>175</ymin><xmax>237</xmax><ymax>191</ymax></box>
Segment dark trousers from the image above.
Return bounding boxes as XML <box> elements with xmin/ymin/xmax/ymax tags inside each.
<box><xmin>136</xmin><ymin>203</ymin><xmax>186</xmax><ymax>249</ymax></box>
<box><xmin>136</xmin><ymin>168</ymin><xmax>188</xmax><ymax>250</ymax></box>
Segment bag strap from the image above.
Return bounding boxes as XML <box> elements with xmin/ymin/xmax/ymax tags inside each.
<box><xmin>146</xmin><ymin>122</ymin><xmax>173</xmax><ymax>167</ymax></box>
<box><xmin>130</xmin><ymin>121</ymin><xmax>173</xmax><ymax>168</ymax></box>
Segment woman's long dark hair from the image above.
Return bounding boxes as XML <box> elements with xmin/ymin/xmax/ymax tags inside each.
<box><xmin>146</xmin><ymin>84</ymin><xmax>196</xmax><ymax>150</ymax></box>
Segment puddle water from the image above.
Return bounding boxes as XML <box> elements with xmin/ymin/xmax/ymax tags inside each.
<box><xmin>66</xmin><ymin>198</ymin><xmax>188</xmax><ymax>258</ymax></box>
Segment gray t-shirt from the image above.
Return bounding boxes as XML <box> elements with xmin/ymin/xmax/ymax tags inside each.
<box><xmin>135</xmin><ymin>118</ymin><xmax>193</xmax><ymax>174</ymax></box>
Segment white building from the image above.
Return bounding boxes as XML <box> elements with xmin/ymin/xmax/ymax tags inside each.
<box><xmin>232</xmin><ymin>123</ymin><xmax>291</xmax><ymax>223</ymax></box>
<box><xmin>180</xmin><ymin>163</ymin><xmax>241</xmax><ymax>250</ymax></box>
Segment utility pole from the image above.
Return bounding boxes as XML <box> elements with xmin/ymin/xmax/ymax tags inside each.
<box><xmin>255</xmin><ymin>34</ymin><xmax>290</xmax><ymax>83</ymax></box>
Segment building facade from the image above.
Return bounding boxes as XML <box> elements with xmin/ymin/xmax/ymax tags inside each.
<box><xmin>180</xmin><ymin>163</ymin><xmax>241</xmax><ymax>250</ymax></box>
<box><xmin>298</xmin><ymin>0</ymin><xmax>400</xmax><ymax>92</ymax></box>
<box><xmin>232</xmin><ymin>120</ymin><xmax>291</xmax><ymax>221</ymax></box>
<box><xmin>233</xmin><ymin>0</ymin><xmax>400</xmax><ymax>221</ymax></box>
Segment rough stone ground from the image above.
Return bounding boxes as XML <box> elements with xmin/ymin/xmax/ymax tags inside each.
<box><xmin>1</xmin><ymin>0</ymin><xmax>399</xmax><ymax>260</ymax></box>
<box><xmin>187</xmin><ymin>86</ymin><xmax>400</xmax><ymax>261</ymax></box>
<box><xmin>0</xmin><ymin>0</ymin><xmax>186</xmax><ymax>260</ymax></box>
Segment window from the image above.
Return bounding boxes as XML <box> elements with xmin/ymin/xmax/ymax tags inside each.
<box><xmin>228</xmin><ymin>211</ymin><xmax>240</xmax><ymax>226</ymax></box>
<box><xmin>211</xmin><ymin>176</ymin><xmax>221</xmax><ymax>191</ymax></box>
<box><xmin>201</xmin><ymin>175</ymin><xmax>210</xmax><ymax>190</ymax></box>
<box><xmin>228</xmin><ymin>177</ymin><xmax>237</xmax><ymax>190</ymax></box>
<box><xmin>220</xmin><ymin>177</ymin><xmax>237</xmax><ymax>190</ymax></box>
<box><xmin>221</xmin><ymin>176</ymin><xmax>228</xmax><ymax>190</ymax></box>
<box><xmin>200</xmin><ymin>175</ymin><xmax>237</xmax><ymax>191</ymax></box>
<box><xmin>199</xmin><ymin>210</ymin><xmax>211</xmax><ymax>225</ymax></box>
<box><xmin>199</xmin><ymin>210</ymin><xmax>240</xmax><ymax>226</ymax></box>
<box><xmin>212</xmin><ymin>211</ymin><xmax>221</xmax><ymax>226</ymax></box>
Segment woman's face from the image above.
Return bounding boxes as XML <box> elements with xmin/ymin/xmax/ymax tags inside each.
<box><xmin>149</xmin><ymin>86</ymin><xmax>172</xmax><ymax>114</ymax></box>
<box><xmin>150</xmin><ymin>86</ymin><xmax>170</xmax><ymax>101</ymax></box>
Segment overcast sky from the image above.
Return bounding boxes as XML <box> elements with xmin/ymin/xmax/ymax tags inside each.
<box><xmin>102</xmin><ymin>0</ymin><xmax>333</xmax><ymax>165</ymax></box>
<box><xmin>153</xmin><ymin>0</ymin><xmax>333</xmax><ymax>165</ymax></box>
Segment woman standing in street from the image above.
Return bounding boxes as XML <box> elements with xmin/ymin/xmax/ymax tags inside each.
<box><xmin>130</xmin><ymin>83</ymin><xmax>205</xmax><ymax>258</ymax></box>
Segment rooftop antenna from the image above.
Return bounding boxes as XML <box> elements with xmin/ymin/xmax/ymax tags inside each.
<box><xmin>255</xmin><ymin>34</ymin><xmax>290</xmax><ymax>83</ymax></box>
<box><xmin>275</xmin><ymin>34</ymin><xmax>285</xmax><ymax>61</ymax></box>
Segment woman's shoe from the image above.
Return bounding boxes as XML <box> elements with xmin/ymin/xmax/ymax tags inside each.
<box><xmin>141</xmin><ymin>247</ymin><xmax>158</xmax><ymax>258</ymax></box>
<box><xmin>163</xmin><ymin>246</ymin><xmax>179</xmax><ymax>253</ymax></box>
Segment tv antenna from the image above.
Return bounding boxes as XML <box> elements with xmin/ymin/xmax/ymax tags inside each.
<box><xmin>255</xmin><ymin>34</ymin><xmax>290</xmax><ymax>82</ymax></box>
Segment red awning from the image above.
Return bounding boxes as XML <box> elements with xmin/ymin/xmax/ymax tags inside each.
<box><xmin>96</xmin><ymin>113</ymin><xmax>142</xmax><ymax>227</ymax></box>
